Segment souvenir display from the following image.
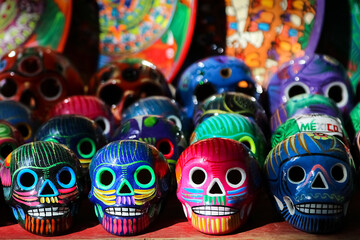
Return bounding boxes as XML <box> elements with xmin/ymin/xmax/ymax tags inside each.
<box><xmin>97</xmin><ymin>0</ymin><xmax>197</xmax><ymax>83</ymax></box>
<box><xmin>176</xmin><ymin>138</ymin><xmax>261</xmax><ymax>234</ymax></box>
<box><xmin>0</xmin><ymin>141</ymin><xmax>83</xmax><ymax>235</ymax></box>
<box><xmin>121</xmin><ymin>96</ymin><xmax>191</xmax><ymax>139</ymax></box>
<box><xmin>270</xmin><ymin>94</ymin><xmax>343</xmax><ymax>134</ymax></box>
<box><xmin>88</xmin><ymin>58</ymin><xmax>172</xmax><ymax>121</ymax></box>
<box><xmin>0</xmin><ymin>100</ymin><xmax>37</xmax><ymax>142</ymax></box>
<box><xmin>192</xmin><ymin>92</ymin><xmax>268</xmax><ymax>136</ymax></box>
<box><xmin>271</xmin><ymin>113</ymin><xmax>349</xmax><ymax>148</ymax></box>
<box><xmin>0</xmin><ymin>120</ymin><xmax>24</xmax><ymax>164</ymax></box>
<box><xmin>89</xmin><ymin>140</ymin><xmax>171</xmax><ymax>236</ymax></box>
<box><xmin>0</xmin><ymin>0</ymin><xmax>72</xmax><ymax>57</ymax></box>
<box><xmin>0</xmin><ymin>46</ymin><xmax>84</xmax><ymax>122</ymax></box>
<box><xmin>265</xmin><ymin>132</ymin><xmax>356</xmax><ymax>233</ymax></box>
<box><xmin>34</xmin><ymin>115</ymin><xmax>107</xmax><ymax>171</ymax></box>
<box><xmin>190</xmin><ymin>113</ymin><xmax>267</xmax><ymax>166</ymax></box>
<box><xmin>48</xmin><ymin>95</ymin><xmax>118</xmax><ymax>140</ymax></box>
<box><xmin>266</xmin><ymin>54</ymin><xmax>355</xmax><ymax>116</ymax></box>
<box><xmin>112</xmin><ymin>115</ymin><xmax>187</xmax><ymax>172</ymax></box>
<box><xmin>225</xmin><ymin>0</ymin><xmax>325</xmax><ymax>86</ymax></box>
<box><xmin>176</xmin><ymin>55</ymin><xmax>262</xmax><ymax>118</ymax></box>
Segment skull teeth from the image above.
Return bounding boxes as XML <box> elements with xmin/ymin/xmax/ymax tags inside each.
<box><xmin>295</xmin><ymin>203</ymin><xmax>343</xmax><ymax>215</ymax></box>
<box><xmin>192</xmin><ymin>205</ymin><xmax>238</xmax><ymax>216</ymax></box>
<box><xmin>105</xmin><ymin>207</ymin><xmax>143</xmax><ymax>217</ymax></box>
<box><xmin>28</xmin><ymin>207</ymin><xmax>70</xmax><ymax>217</ymax></box>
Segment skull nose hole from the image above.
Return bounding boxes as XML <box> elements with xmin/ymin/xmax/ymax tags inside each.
<box><xmin>209</xmin><ymin>182</ymin><xmax>224</xmax><ymax>195</ymax></box>
<box><xmin>20</xmin><ymin>90</ymin><xmax>37</xmax><ymax>110</ymax></box>
<box><xmin>119</xmin><ymin>184</ymin><xmax>131</xmax><ymax>194</ymax></box>
<box><xmin>117</xmin><ymin>180</ymin><xmax>134</xmax><ymax>195</ymax></box>
<box><xmin>39</xmin><ymin>180</ymin><xmax>58</xmax><ymax>196</ymax></box>
<box><xmin>311</xmin><ymin>173</ymin><xmax>328</xmax><ymax>189</ymax></box>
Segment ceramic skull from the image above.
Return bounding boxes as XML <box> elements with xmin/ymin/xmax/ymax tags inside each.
<box><xmin>266</xmin><ymin>54</ymin><xmax>354</xmax><ymax>116</ymax></box>
<box><xmin>0</xmin><ymin>47</ymin><xmax>84</xmax><ymax>122</ymax></box>
<box><xmin>264</xmin><ymin>132</ymin><xmax>356</xmax><ymax>233</ymax></box>
<box><xmin>48</xmin><ymin>95</ymin><xmax>118</xmax><ymax>140</ymax></box>
<box><xmin>176</xmin><ymin>55</ymin><xmax>262</xmax><ymax>118</ymax></box>
<box><xmin>88</xmin><ymin>140</ymin><xmax>170</xmax><ymax>236</ymax></box>
<box><xmin>176</xmin><ymin>138</ymin><xmax>261</xmax><ymax>234</ymax></box>
<box><xmin>0</xmin><ymin>141</ymin><xmax>83</xmax><ymax>235</ymax></box>
<box><xmin>88</xmin><ymin>58</ymin><xmax>172</xmax><ymax>121</ymax></box>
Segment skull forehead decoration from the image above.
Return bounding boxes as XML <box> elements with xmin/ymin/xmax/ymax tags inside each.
<box><xmin>271</xmin><ymin>113</ymin><xmax>349</xmax><ymax>148</ymax></box>
<box><xmin>0</xmin><ymin>47</ymin><xmax>84</xmax><ymax>122</ymax></box>
<box><xmin>34</xmin><ymin>115</ymin><xmax>107</xmax><ymax>171</ymax></box>
<box><xmin>89</xmin><ymin>140</ymin><xmax>170</xmax><ymax>236</ymax></box>
<box><xmin>176</xmin><ymin>138</ymin><xmax>261</xmax><ymax>234</ymax></box>
<box><xmin>0</xmin><ymin>100</ymin><xmax>36</xmax><ymax>142</ymax></box>
<box><xmin>270</xmin><ymin>93</ymin><xmax>343</xmax><ymax>134</ymax></box>
<box><xmin>176</xmin><ymin>55</ymin><xmax>261</xmax><ymax>118</ymax></box>
<box><xmin>0</xmin><ymin>141</ymin><xmax>83</xmax><ymax>235</ymax></box>
<box><xmin>265</xmin><ymin>132</ymin><xmax>356</xmax><ymax>233</ymax></box>
<box><xmin>112</xmin><ymin>115</ymin><xmax>187</xmax><ymax>172</ymax></box>
<box><xmin>121</xmin><ymin>96</ymin><xmax>191</xmax><ymax>138</ymax></box>
<box><xmin>190</xmin><ymin>113</ymin><xmax>267</xmax><ymax>167</ymax></box>
<box><xmin>0</xmin><ymin>120</ymin><xmax>24</xmax><ymax>164</ymax></box>
<box><xmin>88</xmin><ymin>58</ymin><xmax>172</xmax><ymax>121</ymax></box>
<box><xmin>266</xmin><ymin>54</ymin><xmax>354</xmax><ymax>116</ymax></box>
<box><xmin>193</xmin><ymin>92</ymin><xmax>268</xmax><ymax>136</ymax></box>
<box><xmin>48</xmin><ymin>95</ymin><xmax>118</xmax><ymax>140</ymax></box>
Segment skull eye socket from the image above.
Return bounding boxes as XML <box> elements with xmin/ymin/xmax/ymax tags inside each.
<box><xmin>99</xmin><ymin>67</ymin><xmax>115</xmax><ymax>83</ymax></box>
<box><xmin>0</xmin><ymin>78</ymin><xmax>17</xmax><ymax>98</ymax></box>
<box><xmin>236</xmin><ymin>80</ymin><xmax>256</xmax><ymax>97</ymax></box>
<box><xmin>194</xmin><ymin>82</ymin><xmax>217</xmax><ymax>103</ymax></box>
<box><xmin>287</xmin><ymin>166</ymin><xmax>306</xmax><ymax>184</ymax></box>
<box><xmin>19</xmin><ymin>56</ymin><xmax>41</xmax><ymax>76</ymax></box>
<box><xmin>77</xmin><ymin>137</ymin><xmax>96</xmax><ymax>159</ymax></box>
<box><xmin>15</xmin><ymin>123</ymin><xmax>32</xmax><ymax>141</ymax></box>
<box><xmin>17</xmin><ymin>169</ymin><xmax>38</xmax><ymax>190</ymax></box>
<box><xmin>156</xmin><ymin>139</ymin><xmax>174</xmax><ymax>159</ymax></box>
<box><xmin>122</xmin><ymin>67</ymin><xmax>139</xmax><ymax>82</ymax></box>
<box><xmin>284</xmin><ymin>82</ymin><xmax>310</xmax><ymax>99</ymax></box>
<box><xmin>331</xmin><ymin>163</ymin><xmax>347</xmax><ymax>183</ymax></box>
<box><xmin>134</xmin><ymin>165</ymin><xmax>155</xmax><ymax>188</ymax></box>
<box><xmin>138</xmin><ymin>83</ymin><xmax>164</xmax><ymax>98</ymax></box>
<box><xmin>94</xmin><ymin>116</ymin><xmax>110</xmax><ymax>135</ymax></box>
<box><xmin>39</xmin><ymin>77</ymin><xmax>63</xmax><ymax>100</ymax></box>
<box><xmin>167</xmin><ymin>115</ymin><xmax>182</xmax><ymax>130</ymax></box>
<box><xmin>57</xmin><ymin>166</ymin><xmax>76</xmax><ymax>188</ymax></box>
<box><xmin>99</xmin><ymin>85</ymin><xmax>123</xmax><ymax>106</ymax></box>
<box><xmin>239</xmin><ymin>136</ymin><xmax>256</xmax><ymax>155</ymax></box>
<box><xmin>189</xmin><ymin>167</ymin><xmax>207</xmax><ymax>187</ymax></box>
<box><xmin>325</xmin><ymin>82</ymin><xmax>348</xmax><ymax>108</ymax></box>
<box><xmin>220</xmin><ymin>68</ymin><xmax>232</xmax><ymax>78</ymax></box>
<box><xmin>0</xmin><ymin>142</ymin><xmax>16</xmax><ymax>161</ymax></box>
<box><xmin>226</xmin><ymin>167</ymin><xmax>246</xmax><ymax>188</ymax></box>
<box><xmin>96</xmin><ymin>167</ymin><xmax>116</xmax><ymax>189</ymax></box>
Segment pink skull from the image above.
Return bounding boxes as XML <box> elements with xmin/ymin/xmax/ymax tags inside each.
<box><xmin>175</xmin><ymin>138</ymin><xmax>261</xmax><ymax>234</ymax></box>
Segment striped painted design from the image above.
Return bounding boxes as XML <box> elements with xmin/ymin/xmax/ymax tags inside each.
<box><xmin>191</xmin><ymin>212</ymin><xmax>243</xmax><ymax>234</ymax></box>
<box><xmin>23</xmin><ymin>214</ymin><xmax>73</xmax><ymax>235</ymax></box>
<box><xmin>101</xmin><ymin>214</ymin><xmax>150</xmax><ymax>236</ymax></box>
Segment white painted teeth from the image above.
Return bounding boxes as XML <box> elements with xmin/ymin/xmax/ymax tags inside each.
<box><xmin>295</xmin><ymin>203</ymin><xmax>343</xmax><ymax>215</ymax></box>
<box><xmin>105</xmin><ymin>207</ymin><xmax>143</xmax><ymax>216</ymax></box>
<box><xmin>28</xmin><ymin>207</ymin><xmax>70</xmax><ymax>217</ymax></box>
<box><xmin>192</xmin><ymin>206</ymin><xmax>238</xmax><ymax>216</ymax></box>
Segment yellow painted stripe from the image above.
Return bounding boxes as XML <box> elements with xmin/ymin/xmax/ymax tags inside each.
<box><xmin>94</xmin><ymin>187</ymin><xmax>116</xmax><ymax>195</ymax></box>
<box><xmin>216</xmin><ymin>218</ymin><xmax>220</xmax><ymax>233</ymax></box>
<box><xmin>94</xmin><ymin>191</ymin><xmax>116</xmax><ymax>205</ymax></box>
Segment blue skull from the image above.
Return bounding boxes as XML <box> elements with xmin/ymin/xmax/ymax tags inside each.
<box><xmin>176</xmin><ymin>56</ymin><xmax>261</xmax><ymax>118</ymax></box>
<box><xmin>265</xmin><ymin>132</ymin><xmax>356</xmax><ymax>233</ymax></box>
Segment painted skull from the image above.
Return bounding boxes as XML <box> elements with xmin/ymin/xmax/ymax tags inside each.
<box><xmin>121</xmin><ymin>96</ymin><xmax>192</xmax><ymax>139</ymax></box>
<box><xmin>88</xmin><ymin>140</ymin><xmax>170</xmax><ymax>236</ymax></box>
<box><xmin>0</xmin><ymin>100</ymin><xmax>37</xmax><ymax>142</ymax></box>
<box><xmin>271</xmin><ymin>113</ymin><xmax>350</xmax><ymax>148</ymax></box>
<box><xmin>176</xmin><ymin>138</ymin><xmax>261</xmax><ymax>234</ymax></box>
<box><xmin>112</xmin><ymin>115</ymin><xmax>187</xmax><ymax>172</ymax></box>
<box><xmin>0</xmin><ymin>47</ymin><xmax>84</xmax><ymax>122</ymax></box>
<box><xmin>264</xmin><ymin>132</ymin><xmax>356</xmax><ymax>233</ymax></box>
<box><xmin>48</xmin><ymin>95</ymin><xmax>118</xmax><ymax>140</ymax></box>
<box><xmin>270</xmin><ymin>93</ymin><xmax>343</xmax><ymax>134</ymax></box>
<box><xmin>266</xmin><ymin>54</ymin><xmax>354</xmax><ymax>116</ymax></box>
<box><xmin>34</xmin><ymin>115</ymin><xmax>107</xmax><ymax>171</ymax></box>
<box><xmin>192</xmin><ymin>92</ymin><xmax>268</xmax><ymax>137</ymax></box>
<box><xmin>176</xmin><ymin>55</ymin><xmax>262</xmax><ymax>118</ymax></box>
<box><xmin>0</xmin><ymin>141</ymin><xmax>83</xmax><ymax>235</ymax></box>
<box><xmin>88</xmin><ymin>58</ymin><xmax>172</xmax><ymax>121</ymax></box>
<box><xmin>0</xmin><ymin>120</ymin><xmax>24</xmax><ymax>164</ymax></box>
<box><xmin>190</xmin><ymin>113</ymin><xmax>267</xmax><ymax>167</ymax></box>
